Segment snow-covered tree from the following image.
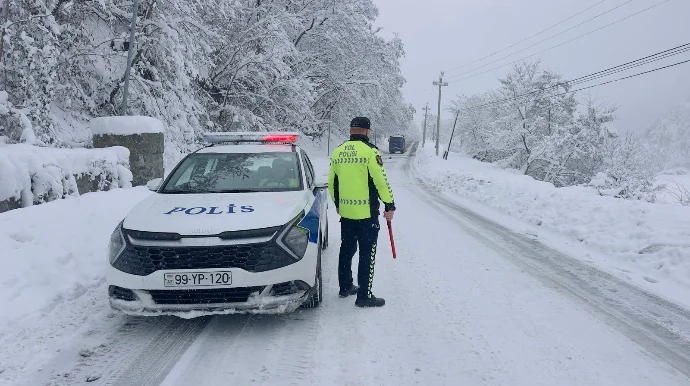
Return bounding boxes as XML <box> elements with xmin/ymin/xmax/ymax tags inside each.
<box><xmin>591</xmin><ymin>132</ymin><xmax>661</xmax><ymax>201</ymax></box>
<box><xmin>0</xmin><ymin>0</ymin><xmax>414</xmax><ymax>163</ymax></box>
<box><xmin>645</xmin><ymin>100</ymin><xmax>690</xmax><ymax>170</ymax></box>
<box><xmin>0</xmin><ymin>0</ymin><xmax>62</xmax><ymax>144</ymax></box>
<box><xmin>447</xmin><ymin>60</ymin><xmax>663</xmax><ymax>196</ymax></box>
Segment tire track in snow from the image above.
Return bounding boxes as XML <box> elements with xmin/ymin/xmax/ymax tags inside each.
<box><xmin>270</xmin><ymin>311</ymin><xmax>321</xmax><ymax>385</ymax></box>
<box><xmin>158</xmin><ymin>305</ymin><xmax>323</xmax><ymax>385</ymax></box>
<box><xmin>103</xmin><ymin>317</ymin><xmax>211</xmax><ymax>386</ymax></box>
<box><xmin>40</xmin><ymin>315</ymin><xmax>210</xmax><ymax>386</ymax></box>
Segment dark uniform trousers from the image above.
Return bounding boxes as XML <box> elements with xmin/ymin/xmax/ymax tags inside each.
<box><xmin>338</xmin><ymin>217</ymin><xmax>380</xmax><ymax>299</ymax></box>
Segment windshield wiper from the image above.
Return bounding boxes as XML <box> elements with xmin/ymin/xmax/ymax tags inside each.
<box><xmin>160</xmin><ymin>190</ymin><xmax>195</xmax><ymax>194</ymax></box>
<box><xmin>209</xmin><ymin>189</ymin><xmax>256</xmax><ymax>193</ymax></box>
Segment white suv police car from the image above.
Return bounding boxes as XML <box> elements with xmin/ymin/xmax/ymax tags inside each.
<box><xmin>107</xmin><ymin>132</ymin><xmax>328</xmax><ymax>315</ymax></box>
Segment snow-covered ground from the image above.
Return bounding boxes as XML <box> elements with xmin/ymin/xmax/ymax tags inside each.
<box><xmin>0</xmin><ymin>187</ymin><xmax>151</xmax><ymax>382</ymax></box>
<box><xmin>1</xmin><ymin>145</ymin><xmax>689</xmax><ymax>386</ymax></box>
<box><xmin>414</xmin><ymin>143</ymin><xmax>690</xmax><ymax>305</ymax></box>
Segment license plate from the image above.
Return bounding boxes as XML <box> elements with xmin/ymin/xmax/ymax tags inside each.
<box><xmin>163</xmin><ymin>272</ymin><xmax>232</xmax><ymax>287</ymax></box>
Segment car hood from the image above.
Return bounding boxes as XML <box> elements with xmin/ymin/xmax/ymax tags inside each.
<box><xmin>123</xmin><ymin>191</ymin><xmax>310</xmax><ymax>235</ymax></box>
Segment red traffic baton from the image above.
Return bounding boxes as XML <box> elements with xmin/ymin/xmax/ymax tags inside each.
<box><xmin>387</xmin><ymin>220</ymin><xmax>397</xmax><ymax>259</ymax></box>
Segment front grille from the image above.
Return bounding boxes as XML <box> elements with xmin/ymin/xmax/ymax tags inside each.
<box><xmin>109</xmin><ymin>285</ymin><xmax>137</xmax><ymax>301</ymax></box>
<box><xmin>124</xmin><ymin>226</ymin><xmax>280</xmax><ymax>241</ymax></box>
<box><xmin>113</xmin><ymin>242</ymin><xmax>295</xmax><ymax>276</ymax></box>
<box><xmin>147</xmin><ymin>287</ymin><xmax>265</xmax><ymax>305</ymax></box>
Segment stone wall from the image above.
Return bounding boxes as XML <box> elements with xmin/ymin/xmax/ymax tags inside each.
<box><xmin>93</xmin><ymin>133</ymin><xmax>164</xmax><ymax>186</ymax></box>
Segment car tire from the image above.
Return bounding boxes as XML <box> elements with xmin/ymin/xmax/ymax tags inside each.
<box><xmin>301</xmin><ymin>247</ymin><xmax>322</xmax><ymax>309</ymax></box>
<box><xmin>322</xmin><ymin>223</ymin><xmax>329</xmax><ymax>250</ymax></box>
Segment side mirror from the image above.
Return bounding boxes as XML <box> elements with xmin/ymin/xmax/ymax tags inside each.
<box><xmin>147</xmin><ymin>178</ymin><xmax>163</xmax><ymax>191</ymax></box>
<box><xmin>314</xmin><ymin>176</ymin><xmax>328</xmax><ymax>190</ymax></box>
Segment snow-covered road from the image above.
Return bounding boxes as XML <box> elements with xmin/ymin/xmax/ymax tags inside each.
<box><xmin>13</xmin><ymin>145</ymin><xmax>690</xmax><ymax>386</ymax></box>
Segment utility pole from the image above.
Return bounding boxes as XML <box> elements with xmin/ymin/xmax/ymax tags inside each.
<box><xmin>121</xmin><ymin>0</ymin><xmax>138</xmax><ymax>115</ymax></box>
<box><xmin>432</xmin><ymin>72</ymin><xmax>448</xmax><ymax>156</ymax></box>
<box><xmin>422</xmin><ymin>104</ymin><xmax>430</xmax><ymax>146</ymax></box>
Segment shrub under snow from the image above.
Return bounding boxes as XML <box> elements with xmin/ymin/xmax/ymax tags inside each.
<box><xmin>0</xmin><ymin>144</ymin><xmax>132</xmax><ymax>208</ymax></box>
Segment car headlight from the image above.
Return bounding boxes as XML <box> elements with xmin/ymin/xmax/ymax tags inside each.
<box><xmin>278</xmin><ymin>211</ymin><xmax>309</xmax><ymax>260</ymax></box>
<box><xmin>108</xmin><ymin>221</ymin><xmax>126</xmax><ymax>265</ymax></box>
<box><xmin>283</xmin><ymin>226</ymin><xmax>309</xmax><ymax>258</ymax></box>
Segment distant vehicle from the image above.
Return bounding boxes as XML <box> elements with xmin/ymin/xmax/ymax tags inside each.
<box><xmin>107</xmin><ymin>132</ymin><xmax>328</xmax><ymax>316</ymax></box>
<box><xmin>388</xmin><ymin>135</ymin><xmax>405</xmax><ymax>154</ymax></box>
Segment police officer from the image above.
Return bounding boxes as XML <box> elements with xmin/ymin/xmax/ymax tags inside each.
<box><xmin>328</xmin><ymin>117</ymin><xmax>395</xmax><ymax>308</ymax></box>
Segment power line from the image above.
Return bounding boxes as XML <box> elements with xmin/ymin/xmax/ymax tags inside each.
<box><xmin>445</xmin><ymin>0</ymin><xmax>606</xmax><ymax>73</ymax></box>
<box><xmin>569</xmin><ymin>58</ymin><xmax>690</xmax><ymax>93</ymax></box>
<box><xmin>470</xmin><ymin>48</ymin><xmax>690</xmax><ymax>111</ymax></box>
<box><xmin>565</xmin><ymin>43</ymin><xmax>690</xmax><ymax>86</ymax></box>
<box><xmin>457</xmin><ymin>57</ymin><xmax>690</xmax><ymax>113</ymax></box>
<box><xmin>446</xmin><ymin>0</ymin><xmax>671</xmax><ymax>83</ymax></box>
<box><xmin>448</xmin><ymin>41</ymin><xmax>690</xmax><ymax>106</ymax></box>
<box><xmin>446</xmin><ymin>0</ymin><xmax>633</xmax><ymax>75</ymax></box>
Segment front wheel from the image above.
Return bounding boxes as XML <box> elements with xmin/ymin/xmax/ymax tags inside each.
<box><xmin>301</xmin><ymin>248</ymin><xmax>322</xmax><ymax>309</ymax></box>
<box><xmin>322</xmin><ymin>222</ymin><xmax>329</xmax><ymax>250</ymax></box>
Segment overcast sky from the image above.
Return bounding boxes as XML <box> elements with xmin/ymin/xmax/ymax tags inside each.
<box><xmin>373</xmin><ymin>0</ymin><xmax>690</xmax><ymax>133</ymax></box>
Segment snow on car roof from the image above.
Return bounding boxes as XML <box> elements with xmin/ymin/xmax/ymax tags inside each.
<box><xmin>195</xmin><ymin>144</ymin><xmax>298</xmax><ymax>154</ymax></box>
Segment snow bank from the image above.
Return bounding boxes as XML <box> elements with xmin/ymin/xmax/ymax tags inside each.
<box><xmin>0</xmin><ymin>144</ymin><xmax>132</xmax><ymax>206</ymax></box>
<box><xmin>90</xmin><ymin>116</ymin><xmax>165</xmax><ymax>136</ymax></box>
<box><xmin>415</xmin><ymin>144</ymin><xmax>690</xmax><ymax>289</ymax></box>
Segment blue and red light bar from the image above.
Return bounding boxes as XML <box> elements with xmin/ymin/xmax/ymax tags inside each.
<box><xmin>204</xmin><ymin>132</ymin><xmax>300</xmax><ymax>144</ymax></box>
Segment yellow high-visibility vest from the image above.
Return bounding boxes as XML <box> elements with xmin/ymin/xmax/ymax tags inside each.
<box><xmin>328</xmin><ymin>137</ymin><xmax>395</xmax><ymax>220</ymax></box>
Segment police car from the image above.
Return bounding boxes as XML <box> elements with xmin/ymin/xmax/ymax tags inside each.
<box><xmin>107</xmin><ymin>132</ymin><xmax>328</xmax><ymax>315</ymax></box>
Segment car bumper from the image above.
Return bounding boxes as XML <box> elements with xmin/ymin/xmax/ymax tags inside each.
<box><xmin>109</xmin><ymin>289</ymin><xmax>310</xmax><ymax>317</ymax></box>
<box><xmin>107</xmin><ymin>243</ymin><xmax>318</xmax><ymax>317</ymax></box>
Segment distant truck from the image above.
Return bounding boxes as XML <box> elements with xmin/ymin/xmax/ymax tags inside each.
<box><xmin>388</xmin><ymin>135</ymin><xmax>406</xmax><ymax>154</ymax></box>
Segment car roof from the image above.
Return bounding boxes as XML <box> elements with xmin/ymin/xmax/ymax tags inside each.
<box><xmin>195</xmin><ymin>144</ymin><xmax>300</xmax><ymax>154</ymax></box>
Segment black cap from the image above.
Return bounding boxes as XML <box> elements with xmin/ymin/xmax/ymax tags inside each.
<box><xmin>350</xmin><ymin>117</ymin><xmax>371</xmax><ymax>130</ymax></box>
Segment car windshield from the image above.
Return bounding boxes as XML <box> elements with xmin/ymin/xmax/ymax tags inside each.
<box><xmin>390</xmin><ymin>137</ymin><xmax>404</xmax><ymax>144</ymax></box>
<box><xmin>160</xmin><ymin>152</ymin><xmax>303</xmax><ymax>194</ymax></box>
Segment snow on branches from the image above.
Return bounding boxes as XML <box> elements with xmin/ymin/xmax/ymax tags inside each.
<box><xmin>0</xmin><ymin>0</ymin><xmax>413</xmax><ymax>164</ymax></box>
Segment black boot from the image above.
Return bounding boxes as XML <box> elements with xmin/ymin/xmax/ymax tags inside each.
<box><xmin>339</xmin><ymin>285</ymin><xmax>359</xmax><ymax>298</ymax></box>
<box><xmin>355</xmin><ymin>295</ymin><xmax>385</xmax><ymax>307</ymax></box>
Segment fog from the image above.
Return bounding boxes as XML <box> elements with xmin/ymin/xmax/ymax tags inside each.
<box><xmin>373</xmin><ymin>0</ymin><xmax>690</xmax><ymax>133</ymax></box>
